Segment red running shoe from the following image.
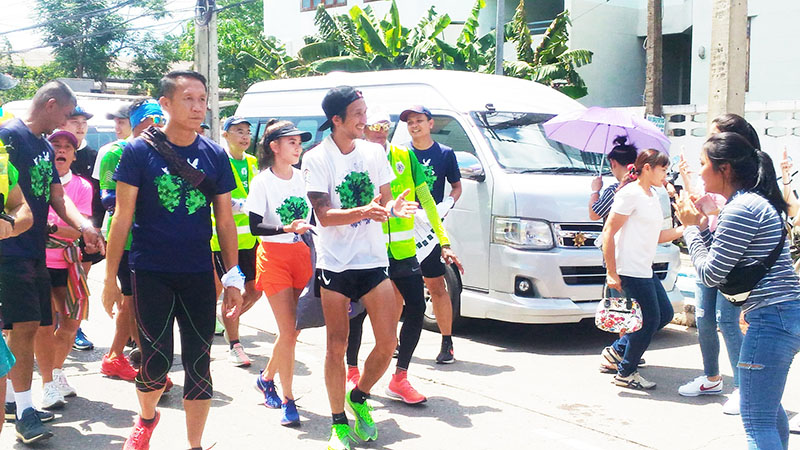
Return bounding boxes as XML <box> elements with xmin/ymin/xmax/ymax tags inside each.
<box><xmin>101</xmin><ymin>354</ymin><xmax>138</xmax><ymax>381</ymax></box>
<box><xmin>346</xmin><ymin>366</ymin><xmax>360</xmax><ymax>387</ymax></box>
<box><xmin>163</xmin><ymin>375</ymin><xmax>173</xmax><ymax>394</ymax></box>
<box><xmin>123</xmin><ymin>411</ymin><xmax>160</xmax><ymax>450</ymax></box>
<box><xmin>386</xmin><ymin>371</ymin><xmax>427</xmax><ymax>404</ymax></box>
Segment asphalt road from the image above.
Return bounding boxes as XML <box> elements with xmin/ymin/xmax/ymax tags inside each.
<box><xmin>2</xmin><ymin>263</ymin><xmax>800</xmax><ymax>450</ymax></box>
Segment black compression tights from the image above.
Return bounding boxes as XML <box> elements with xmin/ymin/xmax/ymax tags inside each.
<box><xmin>131</xmin><ymin>270</ymin><xmax>216</xmax><ymax>400</ymax></box>
<box><xmin>346</xmin><ymin>274</ymin><xmax>425</xmax><ymax>370</ymax></box>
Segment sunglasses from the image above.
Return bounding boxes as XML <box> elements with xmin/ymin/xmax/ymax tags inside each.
<box><xmin>147</xmin><ymin>115</ymin><xmax>166</xmax><ymax>125</ymax></box>
<box><xmin>367</xmin><ymin>122</ymin><xmax>390</xmax><ymax>132</ymax></box>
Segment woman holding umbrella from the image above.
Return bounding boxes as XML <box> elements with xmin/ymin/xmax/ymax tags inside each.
<box><xmin>588</xmin><ymin>136</ymin><xmax>637</xmax><ymax>220</ymax></box>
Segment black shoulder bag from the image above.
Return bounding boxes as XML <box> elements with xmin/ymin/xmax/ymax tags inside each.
<box><xmin>139</xmin><ymin>126</ymin><xmax>218</xmax><ymax>199</ymax></box>
<box><xmin>718</xmin><ymin>221</ymin><xmax>788</xmax><ymax>306</ymax></box>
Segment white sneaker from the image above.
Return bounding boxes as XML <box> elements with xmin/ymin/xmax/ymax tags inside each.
<box><xmin>789</xmin><ymin>413</ymin><xmax>800</xmax><ymax>434</ymax></box>
<box><xmin>614</xmin><ymin>371</ymin><xmax>656</xmax><ymax>390</ymax></box>
<box><xmin>228</xmin><ymin>343</ymin><xmax>251</xmax><ymax>367</ymax></box>
<box><xmin>53</xmin><ymin>369</ymin><xmax>77</xmax><ymax>398</ymax></box>
<box><xmin>41</xmin><ymin>382</ymin><xmax>65</xmax><ymax>410</ymax></box>
<box><xmin>678</xmin><ymin>375</ymin><xmax>723</xmax><ymax>397</ymax></box>
<box><xmin>723</xmin><ymin>389</ymin><xmax>740</xmax><ymax>415</ymax></box>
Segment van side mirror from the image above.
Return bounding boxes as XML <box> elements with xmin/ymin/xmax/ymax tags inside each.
<box><xmin>455</xmin><ymin>152</ymin><xmax>485</xmax><ymax>182</ymax></box>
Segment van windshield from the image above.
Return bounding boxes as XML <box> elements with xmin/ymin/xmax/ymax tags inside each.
<box><xmin>471</xmin><ymin>111</ymin><xmax>609</xmax><ymax>174</ymax></box>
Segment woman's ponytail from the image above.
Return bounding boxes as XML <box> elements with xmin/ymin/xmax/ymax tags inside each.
<box><xmin>754</xmin><ymin>150</ymin><xmax>788</xmax><ymax>215</ymax></box>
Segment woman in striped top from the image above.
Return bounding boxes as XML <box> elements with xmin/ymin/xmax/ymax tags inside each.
<box><xmin>589</xmin><ymin>137</ymin><xmax>637</xmax><ymax>220</ymax></box>
<box><xmin>676</xmin><ymin>132</ymin><xmax>800</xmax><ymax>450</ymax></box>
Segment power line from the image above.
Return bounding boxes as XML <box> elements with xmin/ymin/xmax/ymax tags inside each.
<box><xmin>6</xmin><ymin>15</ymin><xmax>195</xmax><ymax>54</ymax></box>
<box><xmin>0</xmin><ymin>0</ymin><xmax>138</xmax><ymax>36</ymax></box>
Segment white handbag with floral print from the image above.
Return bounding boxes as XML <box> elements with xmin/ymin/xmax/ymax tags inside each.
<box><xmin>595</xmin><ymin>286</ymin><xmax>643</xmax><ymax>334</ymax></box>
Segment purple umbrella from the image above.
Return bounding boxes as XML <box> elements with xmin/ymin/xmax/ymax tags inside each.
<box><xmin>543</xmin><ymin>106</ymin><xmax>671</xmax><ymax>155</ymax></box>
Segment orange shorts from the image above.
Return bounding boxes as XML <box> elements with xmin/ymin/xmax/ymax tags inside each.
<box><xmin>255</xmin><ymin>240</ymin><xmax>313</xmax><ymax>297</ymax></box>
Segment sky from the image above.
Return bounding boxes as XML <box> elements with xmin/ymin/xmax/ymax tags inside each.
<box><xmin>2</xmin><ymin>0</ymin><xmax>198</xmax><ymax>65</ymax></box>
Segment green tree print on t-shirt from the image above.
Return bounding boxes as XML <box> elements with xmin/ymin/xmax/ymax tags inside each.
<box><xmin>420</xmin><ymin>162</ymin><xmax>437</xmax><ymax>189</ymax></box>
<box><xmin>154</xmin><ymin>173</ymin><xmax>207</xmax><ymax>214</ymax></box>
<box><xmin>275</xmin><ymin>196</ymin><xmax>309</xmax><ymax>225</ymax></box>
<box><xmin>29</xmin><ymin>157</ymin><xmax>53</xmax><ymax>201</ymax></box>
<box><xmin>335</xmin><ymin>171</ymin><xmax>374</xmax><ymax>209</ymax></box>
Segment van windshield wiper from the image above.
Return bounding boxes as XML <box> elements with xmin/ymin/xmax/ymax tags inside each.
<box><xmin>509</xmin><ymin>167</ymin><xmax>596</xmax><ymax>174</ymax></box>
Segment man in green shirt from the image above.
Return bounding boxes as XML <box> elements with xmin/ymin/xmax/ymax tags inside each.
<box><xmin>97</xmin><ymin>99</ymin><xmax>165</xmax><ymax>384</ymax></box>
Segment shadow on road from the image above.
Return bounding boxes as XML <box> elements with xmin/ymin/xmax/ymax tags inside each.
<box><xmin>455</xmin><ymin>318</ymin><xmax>698</xmax><ymax>356</ymax></box>
<box><xmin>412</xmin><ymin>356</ymin><xmax>514</xmax><ymax>377</ymax></box>
<box><xmin>615</xmin><ymin>364</ymin><xmax>734</xmax><ymax>406</ymax></box>
<box><xmin>372</xmin><ymin>394</ymin><xmax>501</xmax><ymax>429</ymax></box>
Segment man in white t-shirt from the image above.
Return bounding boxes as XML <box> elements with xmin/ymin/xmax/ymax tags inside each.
<box><xmin>302</xmin><ymin>86</ymin><xmax>416</xmax><ymax>450</ymax></box>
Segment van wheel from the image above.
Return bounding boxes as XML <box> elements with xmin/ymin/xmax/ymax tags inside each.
<box><xmin>422</xmin><ymin>264</ymin><xmax>464</xmax><ymax>333</ymax></box>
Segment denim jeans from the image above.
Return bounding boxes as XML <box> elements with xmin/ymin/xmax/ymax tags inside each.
<box><xmin>739</xmin><ymin>301</ymin><xmax>800</xmax><ymax>450</ymax></box>
<box><xmin>612</xmin><ymin>274</ymin><xmax>674</xmax><ymax>377</ymax></box>
<box><xmin>695</xmin><ymin>281</ymin><xmax>744</xmax><ymax>387</ymax></box>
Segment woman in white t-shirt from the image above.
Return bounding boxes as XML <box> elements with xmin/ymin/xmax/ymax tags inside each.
<box><xmin>601</xmin><ymin>149</ymin><xmax>684</xmax><ymax>390</ymax></box>
<box><xmin>245</xmin><ymin>119</ymin><xmax>313</xmax><ymax>427</ymax></box>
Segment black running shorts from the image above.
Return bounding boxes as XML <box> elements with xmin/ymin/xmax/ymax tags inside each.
<box><xmin>317</xmin><ymin>267</ymin><xmax>389</xmax><ymax>301</ymax></box>
<box><xmin>213</xmin><ymin>243</ymin><xmax>257</xmax><ymax>282</ymax></box>
<box><xmin>420</xmin><ymin>244</ymin><xmax>446</xmax><ymax>278</ymax></box>
<box><xmin>0</xmin><ymin>257</ymin><xmax>54</xmax><ymax>329</ymax></box>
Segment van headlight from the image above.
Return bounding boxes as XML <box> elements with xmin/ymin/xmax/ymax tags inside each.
<box><xmin>492</xmin><ymin>217</ymin><xmax>554</xmax><ymax>250</ymax></box>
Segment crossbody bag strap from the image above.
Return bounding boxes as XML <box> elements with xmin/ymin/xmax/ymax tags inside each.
<box><xmin>762</xmin><ymin>217</ymin><xmax>789</xmax><ymax>270</ymax></box>
<box><xmin>140</xmin><ymin>126</ymin><xmax>218</xmax><ymax>199</ymax></box>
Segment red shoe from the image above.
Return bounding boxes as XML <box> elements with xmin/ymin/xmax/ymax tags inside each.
<box><xmin>123</xmin><ymin>411</ymin><xmax>160</xmax><ymax>450</ymax></box>
<box><xmin>386</xmin><ymin>371</ymin><xmax>427</xmax><ymax>404</ymax></box>
<box><xmin>163</xmin><ymin>375</ymin><xmax>173</xmax><ymax>394</ymax></box>
<box><xmin>346</xmin><ymin>366</ymin><xmax>360</xmax><ymax>387</ymax></box>
<box><xmin>101</xmin><ymin>354</ymin><xmax>138</xmax><ymax>381</ymax></box>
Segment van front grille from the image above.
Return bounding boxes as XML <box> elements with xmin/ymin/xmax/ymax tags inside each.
<box><xmin>553</xmin><ymin>223</ymin><xmax>603</xmax><ymax>248</ymax></box>
<box><xmin>560</xmin><ymin>263</ymin><xmax>669</xmax><ymax>285</ymax></box>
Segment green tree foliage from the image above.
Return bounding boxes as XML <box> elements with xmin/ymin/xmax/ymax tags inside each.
<box><xmin>180</xmin><ymin>0</ymin><xmax>297</xmax><ymax>97</ymax></box>
<box><xmin>34</xmin><ymin>0</ymin><xmax>168</xmax><ymax>84</ymax></box>
<box><xmin>298</xmin><ymin>0</ymin><xmax>495</xmax><ymax>74</ymax></box>
<box><xmin>127</xmin><ymin>35</ymin><xmax>183</xmax><ymax>96</ymax></box>
<box><xmin>504</xmin><ymin>1</ymin><xmax>593</xmax><ymax>99</ymax></box>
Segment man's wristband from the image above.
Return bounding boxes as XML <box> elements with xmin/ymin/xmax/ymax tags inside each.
<box><xmin>591</xmin><ymin>191</ymin><xmax>600</xmax><ymax>195</ymax></box>
<box><xmin>221</xmin><ymin>265</ymin><xmax>246</xmax><ymax>292</ymax></box>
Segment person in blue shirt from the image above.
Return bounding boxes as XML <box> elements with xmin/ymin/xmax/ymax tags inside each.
<box><xmin>676</xmin><ymin>131</ymin><xmax>800</xmax><ymax>449</ymax></box>
<box><xmin>0</xmin><ymin>80</ymin><xmax>104</xmax><ymax>445</ymax></box>
<box><xmin>401</xmin><ymin>105</ymin><xmax>462</xmax><ymax>364</ymax></box>
<box><xmin>102</xmin><ymin>71</ymin><xmax>243</xmax><ymax>450</ymax></box>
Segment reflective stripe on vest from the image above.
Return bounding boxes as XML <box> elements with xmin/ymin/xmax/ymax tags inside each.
<box><xmin>211</xmin><ymin>153</ymin><xmax>259</xmax><ymax>251</ymax></box>
<box><xmin>382</xmin><ymin>145</ymin><xmax>417</xmax><ymax>260</ymax></box>
<box><xmin>0</xmin><ymin>138</ymin><xmax>9</xmax><ymax>206</ymax></box>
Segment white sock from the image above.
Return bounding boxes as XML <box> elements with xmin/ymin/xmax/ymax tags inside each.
<box><xmin>53</xmin><ymin>368</ymin><xmax>62</xmax><ymax>379</ymax></box>
<box><xmin>14</xmin><ymin>389</ymin><xmax>33</xmax><ymax>420</ymax></box>
<box><xmin>5</xmin><ymin>379</ymin><xmax>14</xmax><ymax>403</ymax></box>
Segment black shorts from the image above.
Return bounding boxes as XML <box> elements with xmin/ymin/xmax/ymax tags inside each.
<box><xmin>317</xmin><ymin>267</ymin><xmax>388</xmax><ymax>301</ymax></box>
<box><xmin>420</xmin><ymin>244</ymin><xmax>446</xmax><ymax>278</ymax></box>
<box><xmin>388</xmin><ymin>257</ymin><xmax>422</xmax><ymax>280</ymax></box>
<box><xmin>0</xmin><ymin>257</ymin><xmax>54</xmax><ymax>329</ymax></box>
<box><xmin>213</xmin><ymin>243</ymin><xmax>257</xmax><ymax>282</ymax></box>
<box><xmin>48</xmin><ymin>268</ymin><xmax>68</xmax><ymax>287</ymax></box>
<box><xmin>118</xmin><ymin>251</ymin><xmax>133</xmax><ymax>296</ymax></box>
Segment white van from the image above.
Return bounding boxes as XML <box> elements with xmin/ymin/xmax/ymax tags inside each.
<box><xmin>236</xmin><ymin>69</ymin><xmax>683</xmax><ymax>328</ymax></box>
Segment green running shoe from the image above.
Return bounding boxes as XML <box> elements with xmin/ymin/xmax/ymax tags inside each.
<box><xmin>327</xmin><ymin>423</ymin><xmax>354</xmax><ymax>450</ymax></box>
<box><xmin>345</xmin><ymin>389</ymin><xmax>377</xmax><ymax>441</ymax></box>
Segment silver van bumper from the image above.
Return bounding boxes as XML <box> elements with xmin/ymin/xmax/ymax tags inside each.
<box><xmin>458</xmin><ymin>244</ymin><xmax>684</xmax><ymax>324</ymax></box>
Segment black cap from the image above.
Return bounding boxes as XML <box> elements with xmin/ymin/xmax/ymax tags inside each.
<box><xmin>318</xmin><ymin>86</ymin><xmax>363</xmax><ymax>131</ymax></box>
<box><xmin>399</xmin><ymin>105</ymin><xmax>432</xmax><ymax>122</ymax></box>
<box><xmin>265</xmin><ymin>124</ymin><xmax>312</xmax><ymax>144</ymax></box>
<box><xmin>106</xmin><ymin>104</ymin><xmax>130</xmax><ymax>120</ymax></box>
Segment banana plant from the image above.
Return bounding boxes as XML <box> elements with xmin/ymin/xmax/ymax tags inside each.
<box><xmin>504</xmin><ymin>0</ymin><xmax>593</xmax><ymax>99</ymax></box>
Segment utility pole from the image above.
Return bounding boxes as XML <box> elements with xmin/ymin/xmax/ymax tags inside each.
<box><xmin>194</xmin><ymin>0</ymin><xmax>220</xmax><ymax>142</ymax></box>
<box><xmin>708</xmin><ymin>0</ymin><xmax>747</xmax><ymax>126</ymax></box>
<box><xmin>495</xmin><ymin>0</ymin><xmax>505</xmax><ymax>75</ymax></box>
<box><xmin>644</xmin><ymin>0</ymin><xmax>663</xmax><ymax>117</ymax></box>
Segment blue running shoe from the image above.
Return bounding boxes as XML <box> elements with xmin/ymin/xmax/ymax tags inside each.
<box><xmin>255</xmin><ymin>372</ymin><xmax>282</xmax><ymax>409</ymax></box>
<box><xmin>5</xmin><ymin>403</ymin><xmax>54</xmax><ymax>423</ymax></box>
<box><xmin>280</xmin><ymin>399</ymin><xmax>300</xmax><ymax>427</ymax></box>
<box><xmin>15</xmin><ymin>407</ymin><xmax>53</xmax><ymax>444</ymax></box>
<box><xmin>73</xmin><ymin>328</ymin><xmax>94</xmax><ymax>351</ymax></box>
